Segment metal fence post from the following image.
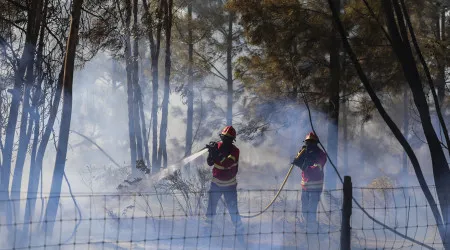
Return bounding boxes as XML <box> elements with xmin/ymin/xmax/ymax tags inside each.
<box><xmin>340</xmin><ymin>176</ymin><xmax>352</xmax><ymax>250</ymax></box>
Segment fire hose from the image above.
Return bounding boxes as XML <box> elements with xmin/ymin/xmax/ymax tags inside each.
<box><xmin>200</xmin><ymin>143</ymin><xmax>297</xmax><ymax>218</ymax></box>
<box><xmin>169</xmin><ymin>144</ymin><xmax>296</xmax><ymax>219</ymax></box>
<box><xmin>240</xmin><ymin>164</ymin><xmax>295</xmax><ymax>218</ymax></box>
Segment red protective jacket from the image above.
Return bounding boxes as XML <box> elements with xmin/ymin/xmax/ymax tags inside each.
<box><xmin>207</xmin><ymin>142</ymin><xmax>239</xmax><ymax>187</ymax></box>
<box><xmin>293</xmin><ymin>145</ymin><xmax>327</xmax><ymax>190</ymax></box>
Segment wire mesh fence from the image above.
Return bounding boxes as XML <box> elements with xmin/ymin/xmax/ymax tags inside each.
<box><xmin>351</xmin><ymin>186</ymin><xmax>444</xmax><ymax>250</ymax></box>
<box><xmin>0</xmin><ymin>185</ymin><xmax>447</xmax><ymax>249</ymax></box>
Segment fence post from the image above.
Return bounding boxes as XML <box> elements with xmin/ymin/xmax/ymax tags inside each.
<box><xmin>340</xmin><ymin>176</ymin><xmax>352</xmax><ymax>250</ymax></box>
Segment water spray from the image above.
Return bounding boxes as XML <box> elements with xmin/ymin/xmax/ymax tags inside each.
<box><xmin>153</xmin><ymin>147</ymin><xmax>210</xmax><ymax>182</ymax></box>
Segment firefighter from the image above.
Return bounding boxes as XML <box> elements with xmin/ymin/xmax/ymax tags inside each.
<box><xmin>204</xmin><ymin>125</ymin><xmax>244</xmax><ymax>236</ymax></box>
<box><xmin>292</xmin><ymin>132</ymin><xmax>327</xmax><ymax>229</ymax></box>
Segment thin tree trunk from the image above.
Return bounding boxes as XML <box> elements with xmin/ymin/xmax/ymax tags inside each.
<box><xmin>21</xmin><ymin>79</ymin><xmax>42</xmax><ymax>243</ymax></box>
<box><xmin>23</xmin><ymin>71</ymin><xmax>62</xmax><ymax>239</ymax></box>
<box><xmin>132</xmin><ymin>0</ymin><xmax>143</xmax><ymax>164</ymax></box>
<box><xmin>137</xmin><ymin>44</ymin><xmax>150</xmax><ymax>168</ymax></box>
<box><xmin>42</xmin><ymin>0</ymin><xmax>84</xmax><ymax>235</ymax></box>
<box><xmin>226</xmin><ymin>11</ymin><xmax>233</xmax><ymax>125</ymax></box>
<box><xmin>151</xmin><ymin>57</ymin><xmax>159</xmax><ymax>170</ymax></box>
<box><xmin>325</xmin><ymin>0</ymin><xmax>341</xmax><ymax>190</ymax></box>
<box><xmin>133</xmin><ymin>95</ymin><xmax>144</xmax><ymax>162</ymax></box>
<box><xmin>143</xmin><ymin>0</ymin><xmax>163</xmax><ymax>172</ymax></box>
<box><xmin>1</xmin><ymin>0</ymin><xmax>42</xmax><ymax>214</ymax></box>
<box><xmin>158</xmin><ymin>0</ymin><xmax>172</xmax><ymax>169</ymax></box>
<box><xmin>185</xmin><ymin>1</ymin><xmax>194</xmax><ymax>160</ymax></box>
<box><xmin>436</xmin><ymin>5</ymin><xmax>446</xmax><ymax>104</ymax></box>
<box><xmin>137</xmin><ymin>84</ymin><xmax>150</xmax><ymax>167</ymax></box>
<box><xmin>124</xmin><ymin>0</ymin><xmax>137</xmax><ymax>173</ymax></box>
<box><xmin>342</xmin><ymin>93</ymin><xmax>348</xmax><ymax>175</ymax></box>
<box><xmin>360</xmin><ymin>122</ymin><xmax>365</xmax><ymax>171</ymax></box>
<box><xmin>0</xmin><ymin>90</ymin><xmax>2</xmax><ymax>167</ymax></box>
<box><xmin>11</xmin><ymin>0</ymin><xmax>46</xmax><ymax>216</ymax></box>
<box><xmin>402</xmin><ymin>87</ymin><xmax>409</xmax><ymax>175</ymax></box>
<box><xmin>11</xmin><ymin>82</ymin><xmax>32</xmax><ymax>204</ymax></box>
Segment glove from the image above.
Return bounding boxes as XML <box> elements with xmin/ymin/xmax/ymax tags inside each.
<box><xmin>206</xmin><ymin>141</ymin><xmax>218</xmax><ymax>151</ymax></box>
<box><xmin>206</xmin><ymin>141</ymin><xmax>220</xmax><ymax>162</ymax></box>
<box><xmin>292</xmin><ymin>146</ymin><xmax>307</xmax><ymax>166</ymax></box>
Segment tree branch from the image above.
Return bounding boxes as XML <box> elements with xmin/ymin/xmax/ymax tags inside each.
<box><xmin>0</xmin><ymin>16</ymin><xmax>27</xmax><ymax>33</ymax></box>
<box><xmin>70</xmin><ymin>130</ymin><xmax>122</xmax><ymax>168</ymax></box>
<box><xmin>81</xmin><ymin>6</ymin><xmax>106</xmax><ymax>21</ymax></box>
<box><xmin>5</xmin><ymin>0</ymin><xmax>28</xmax><ymax>11</ymax></box>
<box><xmin>193</xmin><ymin>49</ymin><xmax>227</xmax><ymax>81</ymax></box>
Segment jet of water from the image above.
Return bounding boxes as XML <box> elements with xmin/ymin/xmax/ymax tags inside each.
<box><xmin>153</xmin><ymin>148</ymin><xmax>209</xmax><ymax>181</ymax></box>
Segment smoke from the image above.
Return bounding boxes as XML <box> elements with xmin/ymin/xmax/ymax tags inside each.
<box><xmin>4</xmin><ymin>51</ymin><xmax>445</xmax><ymax>249</ymax></box>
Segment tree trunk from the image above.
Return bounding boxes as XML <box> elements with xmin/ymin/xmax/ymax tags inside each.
<box><xmin>21</xmin><ymin>80</ymin><xmax>43</xmax><ymax>243</ymax></box>
<box><xmin>151</xmin><ymin>56</ymin><xmax>159</xmax><ymax>171</ymax></box>
<box><xmin>142</xmin><ymin>0</ymin><xmax>164</xmax><ymax>172</ymax></box>
<box><xmin>226</xmin><ymin>11</ymin><xmax>233</xmax><ymax>125</ymax></box>
<box><xmin>42</xmin><ymin>0</ymin><xmax>83</xmax><ymax>235</ymax></box>
<box><xmin>132</xmin><ymin>0</ymin><xmax>144</xmax><ymax>164</ymax></box>
<box><xmin>11</xmin><ymin>0</ymin><xmax>46</xmax><ymax>216</ymax></box>
<box><xmin>0</xmin><ymin>0</ymin><xmax>43</xmax><ymax>215</ymax></box>
<box><xmin>325</xmin><ymin>0</ymin><xmax>341</xmax><ymax>190</ymax></box>
<box><xmin>137</xmin><ymin>46</ymin><xmax>151</xmax><ymax>168</ymax></box>
<box><xmin>158</xmin><ymin>0</ymin><xmax>172</xmax><ymax>169</ymax></box>
<box><xmin>185</xmin><ymin>1</ymin><xmax>194</xmax><ymax>160</ymax></box>
<box><xmin>11</xmin><ymin>81</ymin><xmax>32</xmax><ymax>208</ymax></box>
<box><xmin>21</xmin><ymin>2</ymin><xmax>48</xmax><ymax>238</ymax></box>
<box><xmin>360</xmin><ymin>122</ymin><xmax>365</xmax><ymax>171</ymax></box>
<box><xmin>402</xmin><ymin>87</ymin><xmax>409</xmax><ymax>175</ymax></box>
<box><xmin>23</xmin><ymin>71</ymin><xmax>62</xmax><ymax>240</ymax></box>
<box><xmin>436</xmin><ymin>5</ymin><xmax>446</xmax><ymax>104</ymax></box>
<box><xmin>137</xmin><ymin>84</ymin><xmax>150</xmax><ymax>167</ymax></box>
<box><xmin>124</xmin><ymin>0</ymin><xmax>137</xmax><ymax>173</ymax></box>
<box><xmin>0</xmin><ymin>90</ymin><xmax>2</xmax><ymax>167</ymax></box>
<box><xmin>342</xmin><ymin>93</ymin><xmax>348</xmax><ymax>175</ymax></box>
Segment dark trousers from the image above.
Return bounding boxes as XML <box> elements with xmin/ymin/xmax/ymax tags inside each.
<box><xmin>206</xmin><ymin>182</ymin><xmax>242</xmax><ymax>227</ymax></box>
<box><xmin>301</xmin><ymin>189</ymin><xmax>321</xmax><ymax>225</ymax></box>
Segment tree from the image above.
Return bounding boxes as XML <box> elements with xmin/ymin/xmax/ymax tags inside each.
<box><xmin>1</xmin><ymin>0</ymin><xmax>44</xmax><ymax>214</ymax></box>
<box><xmin>325</xmin><ymin>0</ymin><xmax>341</xmax><ymax>190</ymax></box>
<box><xmin>226</xmin><ymin>10</ymin><xmax>234</xmax><ymax>125</ymax></box>
<box><xmin>42</xmin><ymin>0</ymin><xmax>84</xmax><ymax>235</ymax></box>
<box><xmin>157</xmin><ymin>0</ymin><xmax>173</xmax><ymax>169</ymax></box>
<box><xmin>382</xmin><ymin>0</ymin><xmax>450</xmax><ymax>243</ymax></box>
<box><xmin>124</xmin><ymin>0</ymin><xmax>138</xmax><ymax>174</ymax></box>
<box><xmin>327</xmin><ymin>0</ymin><xmax>450</xmax><ymax>245</ymax></box>
<box><xmin>131</xmin><ymin>0</ymin><xmax>145</xmax><ymax>168</ymax></box>
<box><xmin>185</xmin><ymin>0</ymin><xmax>194</xmax><ymax>160</ymax></box>
<box><xmin>143</xmin><ymin>0</ymin><xmax>164</xmax><ymax>172</ymax></box>
<box><xmin>10</xmin><ymin>0</ymin><xmax>46</xmax><ymax>217</ymax></box>
<box><xmin>171</xmin><ymin>0</ymin><xmax>217</xmax><ymax>160</ymax></box>
<box><xmin>402</xmin><ymin>86</ymin><xmax>409</xmax><ymax>175</ymax></box>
